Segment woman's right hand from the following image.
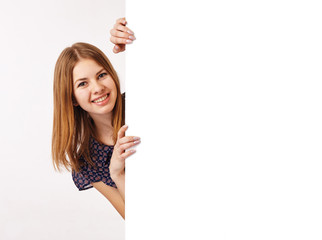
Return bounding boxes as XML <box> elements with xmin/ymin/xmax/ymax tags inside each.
<box><xmin>110</xmin><ymin>17</ymin><xmax>136</xmax><ymax>54</ymax></box>
<box><xmin>109</xmin><ymin>125</ymin><xmax>140</xmax><ymax>177</ymax></box>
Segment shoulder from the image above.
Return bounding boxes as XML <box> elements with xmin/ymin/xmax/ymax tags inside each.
<box><xmin>89</xmin><ymin>137</ymin><xmax>114</xmax><ymax>164</ymax></box>
<box><xmin>71</xmin><ymin>138</ymin><xmax>116</xmax><ymax>191</ymax></box>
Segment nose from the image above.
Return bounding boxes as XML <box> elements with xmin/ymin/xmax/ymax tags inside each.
<box><xmin>91</xmin><ymin>80</ymin><xmax>105</xmax><ymax>95</ymax></box>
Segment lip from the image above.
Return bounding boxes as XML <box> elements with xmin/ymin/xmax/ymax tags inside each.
<box><xmin>91</xmin><ymin>93</ymin><xmax>110</xmax><ymax>105</ymax></box>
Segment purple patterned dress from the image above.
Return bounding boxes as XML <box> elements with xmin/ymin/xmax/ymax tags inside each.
<box><xmin>72</xmin><ymin>137</ymin><xmax>117</xmax><ymax>190</ymax></box>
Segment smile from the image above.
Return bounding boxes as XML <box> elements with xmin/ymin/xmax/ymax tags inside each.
<box><xmin>92</xmin><ymin>93</ymin><xmax>110</xmax><ymax>103</ymax></box>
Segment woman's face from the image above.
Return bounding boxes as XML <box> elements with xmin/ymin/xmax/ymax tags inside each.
<box><xmin>72</xmin><ymin>58</ymin><xmax>117</xmax><ymax>119</ymax></box>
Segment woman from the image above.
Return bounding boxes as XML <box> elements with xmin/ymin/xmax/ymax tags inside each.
<box><xmin>52</xmin><ymin>18</ymin><xmax>137</xmax><ymax>219</ymax></box>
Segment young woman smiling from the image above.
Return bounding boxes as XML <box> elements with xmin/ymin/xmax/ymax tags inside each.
<box><xmin>52</xmin><ymin>18</ymin><xmax>137</xmax><ymax>219</ymax></box>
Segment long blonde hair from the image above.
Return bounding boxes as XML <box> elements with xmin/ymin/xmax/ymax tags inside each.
<box><xmin>52</xmin><ymin>42</ymin><xmax>123</xmax><ymax>172</ymax></box>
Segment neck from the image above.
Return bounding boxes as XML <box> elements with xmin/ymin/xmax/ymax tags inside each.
<box><xmin>90</xmin><ymin>113</ymin><xmax>115</xmax><ymax>145</ymax></box>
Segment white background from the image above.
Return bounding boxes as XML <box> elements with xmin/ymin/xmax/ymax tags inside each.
<box><xmin>0</xmin><ymin>0</ymin><xmax>126</xmax><ymax>239</ymax></box>
<box><xmin>126</xmin><ymin>0</ymin><xmax>322</xmax><ymax>240</ymax></box>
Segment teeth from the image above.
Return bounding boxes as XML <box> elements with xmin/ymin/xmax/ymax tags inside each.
<box><xmin>93</xmin><ymin>94</ymin><xmax>108</xmax><ymax>103</ymax></box>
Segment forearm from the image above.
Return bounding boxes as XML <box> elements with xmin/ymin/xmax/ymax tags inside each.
<box><xmin>111</xmin><ymin>170</ymin><xmax>125</xmax><ymax>202</ymax></box>
<box><xmin>92</xmin><ymin>181</ymin><xmax>125</xmax><ymax>219</ymax></box>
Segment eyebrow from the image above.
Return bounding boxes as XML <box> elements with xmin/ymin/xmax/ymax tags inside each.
<box><xmin>74</xmin><ymin>68</ymin><xmax>106</xmax><ymax>84</ymax></box>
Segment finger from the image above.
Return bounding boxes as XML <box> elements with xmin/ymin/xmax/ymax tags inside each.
<box><xmin>113</xmin><ymin>45</ymin><xmax>120</xmax><ymax>54</ymax></box>
<box><xmin>118</xmin><ymin>136</ymin><xmax>140</xmax><ymax>145</ymax></box>
<box><xmin>110</xmin><ymin>36</ymin><xmax>133</xmax><ymax>45</ymax></box>
<box><xmin>119</xmin><ymin>139</ymin><xmax>141</xmax><ymax>152</ymax></box>
<box><xmin>113</xmin><ymin>23</ymin><xmax>134</xmax><ymax>35</ymax></box>
<box><xmin>113</xmin><ymin>44</ymin><xmax>126</xmax><ymax>54</ymax></box>
<box><xmin>110</xmin><ymin>29</ymin><xmax>136</xmax><ymax>40</ymax></box>
<box><xmin>120</xmin><ymin>149</ymin><xmax>136</xmax><ymax>159</ymax></box>
<box><xmin>117</xmin><ymin>125</ymin><xmax>128</xmax><ymax>141</ymax></box>
<box><xmin>116</xmin><ymin>17</ymin><xmax>127</xmax><ymax>26</ymax></box>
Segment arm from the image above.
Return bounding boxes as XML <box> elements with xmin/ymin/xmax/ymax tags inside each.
<box><xmin>110</xmin><ymin>171</ymin><xmax>125</xmax><ymax>202</ymax></box>
<box><xmin>92</xmin><ymin>181</ymin><xmax>125</xmax><ymax>219</ymax></box>
<box><xmin>91</xmin><ymin>125</ymin><xmax>140</xmax><ymax>219</ymax></box>
<box><xmin>99</xmin><ymin>19</ymin><xmax>138</xmax><ymax>217</ymax></box>
<box><xmin>109</xmin><ymin>125</ymin><xmax>140</xmax><ymax>202</ymax></box>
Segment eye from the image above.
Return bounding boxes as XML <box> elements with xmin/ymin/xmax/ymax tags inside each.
<box><xmin>77</xmin><ymin>82</ymin><xmax>87</xmax><ymax>88</ymax></box>
<box><xmin>98</xmin><ymin>72</ymin><xmax>108</xmax><ymax>79</ymax></box>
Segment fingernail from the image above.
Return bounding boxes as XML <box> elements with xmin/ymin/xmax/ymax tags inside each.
<box><xmin>134</xmin><ymin>140</ymin><xmax>141</xmax><ymax>144</ymax></box>
<box><xmin>133</xmin><ymin>137</ymin><xmax>140</xmax><ymax>140</ymax></box>
<box><xmin>129</xmin><ymin>35</ymin><xmax>136</xmax><ymax>40</ymax></box>
<box><xmin>123</xmin><ymin>125</ymin><xmax>128</xmax><ymax>128</ymax></box>
<box><xmin>115</xmin><ymin>45</ymin><xmax>120</xmax><ymax>50</ymax></box>
<box><xmin>127</xmin><ymin>30</ymin><xmax>134</xmax><ymax>34</ymax></box>
<box><xmin>131</xmin><ymin>149</ymin><xmax>136</xmax><ymax>153</ymax></box>
<box><xmin>126</xmin><ymin>40</ymin><xmax>133</xmax><ymax>44</ymax></box>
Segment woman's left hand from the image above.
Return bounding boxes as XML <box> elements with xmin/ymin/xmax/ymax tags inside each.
<box><xmin>110</xmin><ymin>17</ymin><xmax>136</xmax><ymax>54</ymax></box>
<box><xmin>109</xmin><ymin>125</ymin><xmax>140</xmax><ymax>177</ymax></box>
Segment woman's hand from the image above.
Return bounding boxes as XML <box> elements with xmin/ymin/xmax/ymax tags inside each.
<box><xmin>109</xmin><ymin>125</ymin><xmax>140</xmax><ymax>177</ymax></box>
<box><xmin>110</xmin><ymin>17</ymin><xmax>136</xmax><ymax>54</ymax></box>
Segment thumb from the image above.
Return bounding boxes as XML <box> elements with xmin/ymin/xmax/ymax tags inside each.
<box><xmin>113</xmin><ymin>45</ymin><xmax>120</xmax><ymax>54</ymax></box>
<box><xmin>117</xmin><ymin>125</ymin><xmax>128</xmax><ymax>141</ymax></box>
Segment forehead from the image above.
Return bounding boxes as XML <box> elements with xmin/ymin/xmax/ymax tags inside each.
<box><xmin>73</xmin><ymin>58</ymin><xmax>103</xmax><ymax>81</ymax></box>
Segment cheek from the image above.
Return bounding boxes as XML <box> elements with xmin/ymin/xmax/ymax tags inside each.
<box><xmin>74</xmin><ymin>90</ymin><xmax>89</xmax><ymax>104</ymax></box>
<box><xmin>106</xmin><ymin>76</ymin><xmax>117</xmax><ymax>90</ymax></box>
<box><xmin>111</xmin><ymin>82</ymin><xmax>118</xmax><ymax>95</ymax></box>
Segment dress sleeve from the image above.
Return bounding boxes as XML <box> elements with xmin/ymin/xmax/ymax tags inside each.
<box><xmin>72</xmin><ymin>144</ymin><xmax>117</xmax><ymax>191</ymax></box>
